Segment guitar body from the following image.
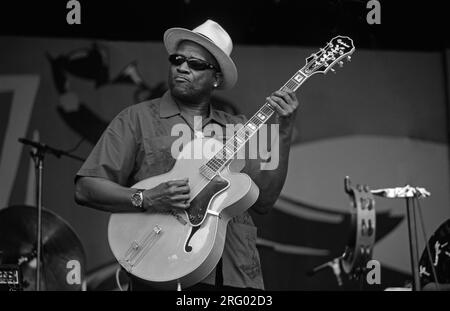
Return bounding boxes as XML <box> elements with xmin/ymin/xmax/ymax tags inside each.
<box><xmin>108</xmin><ymin>137</ymin><xmax>259</xmax><ymax>289</ymax></box>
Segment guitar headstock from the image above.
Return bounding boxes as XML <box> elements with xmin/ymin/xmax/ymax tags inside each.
<box><xmin>304</xmin><ymin>36</ymin><xmax>355</xmax><ymax>76</ymax></box>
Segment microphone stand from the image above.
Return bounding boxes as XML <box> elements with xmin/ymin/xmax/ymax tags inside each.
<box><xmin>33</xmin><ymin>146</ymin><xmax>43</xmax><ymax>291</ymax></box>
<box><xmin>18</xmin><ymin>138</ymin><xmax>85</xmax><ymax>290</ymax></box>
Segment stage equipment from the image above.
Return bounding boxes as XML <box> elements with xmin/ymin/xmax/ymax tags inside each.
<box><xmin>371</xmin><ymin>184</ymin><xmax>431</xmax><ymax>291</ymax></box>
<box><xmin>0</xmin><ymin>205</ymin><xmax>86</xmax><ymax>290</ymax></box>
<box><xmin>341</xmin><ymin>176</ymin><xmax>376</xmax><ymax>277</ymax></box>
<box><xmin>308</xmin><ymin>176</ymin><xmax>376</xmax><ymax>287</ymax></box>
<box><xmin>0</xmin><ymin>264</ymin><xmax>23</xmax><ymax>291</ymax></box>
<box><xmin>15</xmin><ymin>137</ymin><xmax>85</xmax><ymax>290</ymax></box>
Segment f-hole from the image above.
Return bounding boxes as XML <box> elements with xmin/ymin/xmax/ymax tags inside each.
<box><xmin>184</xmin><ymin>226</ymin><xmax>201</xmax><ymax>252</ymax></box>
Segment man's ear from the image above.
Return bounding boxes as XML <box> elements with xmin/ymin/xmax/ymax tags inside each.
<box><xmin>214</xmin><ymin>72</ymin><xmax>224</xmax><ymax>88</ymax></box>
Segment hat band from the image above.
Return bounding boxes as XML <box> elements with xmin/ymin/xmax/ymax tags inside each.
<box><xmin>195</xmin><ymin>33</ymin><xmax>215</xmax><ymax>44</ymax></box>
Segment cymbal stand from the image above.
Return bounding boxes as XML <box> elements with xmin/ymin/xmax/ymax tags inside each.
<box><xmin>405</xmin><ymin>197</ymin><xmax>420</xmax><ymax>291</ymax></box>
<box><xmin>30</xmin><ymin>147</ymin><xmax>44</xmax><ymax>291</ymax></box>
<box><xmin>19</xmin><ymin>137</ymin><xmax>85</xmax><ymax>291</ymax></box>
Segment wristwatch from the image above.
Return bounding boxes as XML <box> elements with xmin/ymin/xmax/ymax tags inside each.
<box><xmin>131</xmin><ymin>189</ymin><xmax>145</xmax><ymax>211</ymax></box>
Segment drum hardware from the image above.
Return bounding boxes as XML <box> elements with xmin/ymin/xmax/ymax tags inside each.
<box><xmin>340</xmin><ymin>176</ymin><xmax>376</xmax><ymax>279</ymax></box>
<box><xmin>0</xmin><ymin>205</ymin><xmax>86</xmax><ymax>290</ymax></box>
<box><xmin>307</xmin><ymin>256</ymin><xmax>344</xmax><ymax>287</ymax></box>
<box><xmin>0</xmin><ymin>264</ymin><xmax>23</xmax><ymax>291</ymax></box>
<box><xmin>308</xmin><ymin>176</ymin><xmax>376</xmax><ymax>287</ymax></box>
<box><xmin>371</xmin><ymin>184</ymin><xmax>431</xmax><ymax>291</ymax></box>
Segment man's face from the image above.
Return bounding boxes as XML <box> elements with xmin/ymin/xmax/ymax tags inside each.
<box><xmin>168</xmin><ymin>41</ymin><xmax>220</xmax><ymax>102</ymax></box>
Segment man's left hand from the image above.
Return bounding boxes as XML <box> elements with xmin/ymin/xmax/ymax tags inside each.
<box><xmin>266</xmin><ymin>90</ymin><xmax>299</xmax><ymax>130</ymax></box>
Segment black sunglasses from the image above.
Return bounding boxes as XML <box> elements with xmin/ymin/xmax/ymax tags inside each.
<box><xmin>168</xmin><ymin>54</ymin><xmax>220</xmax><ymax>72</ymax></box>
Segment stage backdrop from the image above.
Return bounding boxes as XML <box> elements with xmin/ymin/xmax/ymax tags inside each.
<box><xmin>0</xmin><ymin>35</ymin><xmax>449</xmax><ymax>290</ymax></box>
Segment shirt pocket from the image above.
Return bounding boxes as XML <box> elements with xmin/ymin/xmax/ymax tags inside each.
<box><xmin>140</xmin><ymin>135</ymin><xmax>178</xmax><ymax>176</ymax></box>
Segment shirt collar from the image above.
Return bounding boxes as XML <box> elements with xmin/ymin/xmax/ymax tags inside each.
<box><xmin>159</xmin><ymin>91</ymin><xmax>180</xmax><ymax>118</ymax></box>
<box><xmin>159</xmin><ymin>90</ymin><xmax>227</xmax><ymax>127</ymax></box>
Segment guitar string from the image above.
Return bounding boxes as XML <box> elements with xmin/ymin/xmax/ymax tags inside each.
<box><xmin>183</xmin><ymin>44</ymin><xmax>345</xmax><ymax>217</ymax></box>
<box><xmin>131</xmin><ymin>233</ymin><xmax>160</xmax><ymax>268</ymax></box>
<box><xmin>188</xmin><ymin>104</ymin><xmax>276</xmax><ymax>202</ymax></box>
<box><xmin>126</xmin><ymin>229</ymin><xmax>160</xmax><ymax>268</ymax></box>
<box><xmin>205</xmin><ymin>71</ymin><xmax>304</xmax><ymax>171</ymax></box>
<box><xmin>125</xmin><ymin>231</ymin><xmax>153</xmax><ymax>264</ymax></box>
<box><xmin>205</xmin><ymin>39</ymin><xmax>345</xmax><ymax>171</ymax></box>
<box><xmin>205</xmin><ymin>106</ymin><xmax>274</xmax><ymax>172</ymax></box>
<box><xmin>189</xmin><ymin>68</ymin><xmax>314</xmax><ymax>212</ymax></box>
<box><xmin>196</xmin><ymin>77</ymin><xmax>297</xmax><ymax>183</ymax></box>
<box><xmin>124</xmin><ymin>227</ymin><xmax>158</xmax><ymax>264</ymax></box>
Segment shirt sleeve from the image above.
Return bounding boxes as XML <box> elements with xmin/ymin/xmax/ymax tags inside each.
<box><xmin>75</xmin><ymin>107</ymin><xmax>138</xmax><ymax>186</ymax></box>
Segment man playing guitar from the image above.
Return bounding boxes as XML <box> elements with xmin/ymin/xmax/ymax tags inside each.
<box><xmin>74</xmin><ymin>19</ymin><xmax>299</xmax><ymax>291</ymax></box>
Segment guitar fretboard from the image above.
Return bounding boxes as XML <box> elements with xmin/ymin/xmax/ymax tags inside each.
<box><xmin>199</xmin><ymin>68</ymin><xmax>309</xmax><ymax>180</ymax></box>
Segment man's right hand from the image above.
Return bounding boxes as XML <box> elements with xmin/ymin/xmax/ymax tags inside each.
<box><xmin>143</xmin><ymin>179</ymin><xmax>190</xmax><ymax>212</ymax></box>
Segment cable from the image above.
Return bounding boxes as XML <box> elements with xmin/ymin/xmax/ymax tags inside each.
<box><xmin>416</xmin><ymin>198</ymin><xmax>440</xmax><ymax>291</ymax></box>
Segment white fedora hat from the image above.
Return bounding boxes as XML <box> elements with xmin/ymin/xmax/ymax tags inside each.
<box><xmin>163</xmin><ymin>19</ymin><xmax>238</xmax><ymax>90</ymax></box>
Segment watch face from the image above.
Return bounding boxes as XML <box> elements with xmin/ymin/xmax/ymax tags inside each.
<box><xmin>132</xmin><ymin>191</ymin><xmax>143</xmax><ymax>206</ymax></box>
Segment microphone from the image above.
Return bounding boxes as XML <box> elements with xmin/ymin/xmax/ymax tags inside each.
<box><xmin>18</xmin><ymin>138</ymin><xmax>58</xmax><ymax>154</ymax></box>
<box><xmin>18</xmin><ymin>137</ymin><xmax>85</xmax><ymax>162</ymax></box>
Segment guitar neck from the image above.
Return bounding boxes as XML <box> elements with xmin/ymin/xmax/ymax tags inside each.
<box><xmin>249</xmin><ymin>66</ymin><xmax>310</xmax><ymax>122</ymax></box>
<box><xmin>198</xmin><ymin>35</ymin><xmax>355</xmax><ymax>179</ymax></box>
<box><xmin>200</xmin><ymin>66</ymin><xmax>311</xmax><ymax>178</ymax></box>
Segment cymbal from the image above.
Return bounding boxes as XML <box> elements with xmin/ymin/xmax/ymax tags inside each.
<box><xmin>0</xmin><ymin>205</ymin><xmax>86</xmax><ymax>290</ymax></box>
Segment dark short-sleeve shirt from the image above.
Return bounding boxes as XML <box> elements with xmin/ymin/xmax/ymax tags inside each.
<box><xmin>76</xmin><ymin>91</ymin><xmax>264</xmax><ymax>289</ymax></box>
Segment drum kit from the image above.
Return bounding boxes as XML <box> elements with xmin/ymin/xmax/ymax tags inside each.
<box><xmin>308</xmin><ymin>176</ymin><xmax>432</xmax><ymax>291</ymax></box>
<box><xmin>0</xmin><ymin>138</ymin><xmax>86</xmax><ymax>291</ymax></box>
<box><xmin>307</xmin><ymin>176</ymin><xmax>377</xmax><ymax>287</ymax></box>
<box><xmin>0</xmin><ymin>205</ymin><xmax>86</xmax><ymax>291</ymax></box>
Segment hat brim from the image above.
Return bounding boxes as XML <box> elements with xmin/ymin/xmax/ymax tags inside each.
<box><xmin>164</xmin><ymin>27</ymin><xmax>238</xmax><ymax>90</ymax></box>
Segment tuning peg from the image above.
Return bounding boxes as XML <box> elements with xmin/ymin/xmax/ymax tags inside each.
<box><xmin>338</xmin><ymin>61</ymin><xmax>344</xmax><ymax>67</ymax></box>
<box><xmin>347</xmin><ymin>55</ymin><xmax>352</xmax><ymax>62</ymax></box>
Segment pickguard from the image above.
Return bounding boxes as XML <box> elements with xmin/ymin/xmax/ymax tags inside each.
<box><xmin>184</xmin><ymin>175</ymin><xmax>229</xmax><ymax>252</ymax></box>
